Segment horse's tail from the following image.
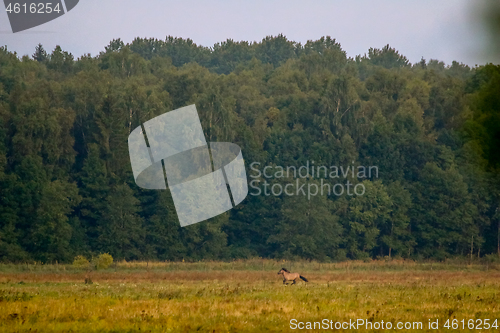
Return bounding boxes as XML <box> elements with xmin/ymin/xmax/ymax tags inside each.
<box><xmin>300</xmin><ymin>275</ymin><xmax>308</xmax><ymax>282</ymax></box>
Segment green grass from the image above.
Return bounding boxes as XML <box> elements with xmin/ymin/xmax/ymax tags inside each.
<box><xmin>1</xmin><ymin>257</ymin><xmax>498</xmax><ymax>274</ymax></box>
<box><xmin>0</xmin><ymin>260</ymin><xmax>499</xmax><ymax>332</ymax></box>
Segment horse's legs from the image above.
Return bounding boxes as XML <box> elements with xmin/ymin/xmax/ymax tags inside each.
<box><xmin>292</xmin><ymin>279</ymin><xmax>297</xmax><ymax>285</ymax></box>
<box><xmin>283</xmin><ymin>278</ymin><xmax>287</xmax><ymax>285</ymax></box>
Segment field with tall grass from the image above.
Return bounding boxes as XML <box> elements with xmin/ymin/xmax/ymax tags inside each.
<box><xmin>0</xmin><ymin>259</ymin><xmax>499</xmax><ymax>332</ymax></box>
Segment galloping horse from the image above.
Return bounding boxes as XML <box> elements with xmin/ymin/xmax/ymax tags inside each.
<box><xmin>277</xmin><ymin>268</ymin><xmax>308</xmax><ymax>285</ymax></box>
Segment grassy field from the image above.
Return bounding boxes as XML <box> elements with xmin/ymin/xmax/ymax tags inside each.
<box><xmin>0</xmin><ymin>260</ymin><xmax>499</xmax><ymax>332</ymax></box>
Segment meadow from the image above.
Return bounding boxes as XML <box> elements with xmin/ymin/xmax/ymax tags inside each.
<box><xmin>0</xmin><ymin>259</ymin><xmax>499</xmax><ymax>332</ymax></box>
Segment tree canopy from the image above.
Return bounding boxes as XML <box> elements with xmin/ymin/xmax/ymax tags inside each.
<box><xmin>0</xmin><ymin>35</ymin><xmax>498</xmax><ymax>262</ymax></box>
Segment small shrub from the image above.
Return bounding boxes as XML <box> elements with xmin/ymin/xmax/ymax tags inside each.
<box><xmin>483</xmin><ymin>253</ymin><xmax>500</xmax><ymax>263</ymax></box>
<box><xmin>72</xmin><ymin>255</ymin><xmax>90</xmax><ymax>269</ymax></box>
<box><xmin>94</xmin><ymin>253</ymin><xmax>113</xmax><ymax>269</ymax></box>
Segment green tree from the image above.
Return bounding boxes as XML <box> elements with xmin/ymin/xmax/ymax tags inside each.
<box><xmin>32</xmin><ymin>43</ymin><xmax>48</xmax><ymax>63</ymax></box>
<box><xmin>343</xmin><ymin>180</ymin><xmax>391</xmax><ymax>259</ymax></box>
<box><xmin>410</xmin><ymin>163</ymin><xmax>480</xmax><ymax>259</ymax></box>
<box><xmin>98</xmin><ymin>184</ymin><xmax>144</xmax><ymax>260</ymax></box>
<box><xmin>268</xmin><ymin>179</ymin><xmax>343</xmax><ymax>261</ymax></box>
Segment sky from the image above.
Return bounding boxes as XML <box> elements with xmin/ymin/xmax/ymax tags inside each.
<box><xmin>0</xmin><ymin>0</ymin><xmax>496</xmax><ymax>66</ymax></box>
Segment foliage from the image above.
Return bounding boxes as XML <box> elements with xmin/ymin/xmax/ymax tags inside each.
<box><xmin>72</xmin><ymin>255</ymin><xmax>90</xmax><ymax>269</ymax></box>
<box><xmin>0</xmin><ymin>36</ymin><xmax>498</xmax><ymax>263</ymax></box>
<box><xmin>93</xmin><ymin>253</ymin><xmax>113</xmax><ymax>269</ymax></box>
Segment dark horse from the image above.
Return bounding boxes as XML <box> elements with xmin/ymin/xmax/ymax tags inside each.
<box><xmin>277</xmin><ymin>268</ymin><xmax>308</xmax><ymax>285</ymax></box>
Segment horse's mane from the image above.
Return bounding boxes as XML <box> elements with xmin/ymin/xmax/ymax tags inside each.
<box><xmin>281</xmin><ymin>267</ymin><xmax>290</xmax><ymax>272</ymax></box>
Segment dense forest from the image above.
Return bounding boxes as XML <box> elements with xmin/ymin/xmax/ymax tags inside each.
<box><xmin>0</xmin><ymin>35</ymin><xmax>499</xmax><ymax>263</ymax></box>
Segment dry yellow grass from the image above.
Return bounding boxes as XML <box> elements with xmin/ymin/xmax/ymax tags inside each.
<box><xmin>0</xmin><ymin>261</ymin><xmax>499</xmax><ymax>332</ymax></box>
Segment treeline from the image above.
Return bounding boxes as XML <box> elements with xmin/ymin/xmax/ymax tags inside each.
<box><xmin>0</xmin><ymin>35</ymin><xmax>499</xmax><ymax>263</ymax></box>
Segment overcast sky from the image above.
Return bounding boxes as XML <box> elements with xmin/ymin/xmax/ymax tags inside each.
<box><xmin>0</xmin><ymin>0</ymin><xmax>495</xmax><ymax>66</ymax></box>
